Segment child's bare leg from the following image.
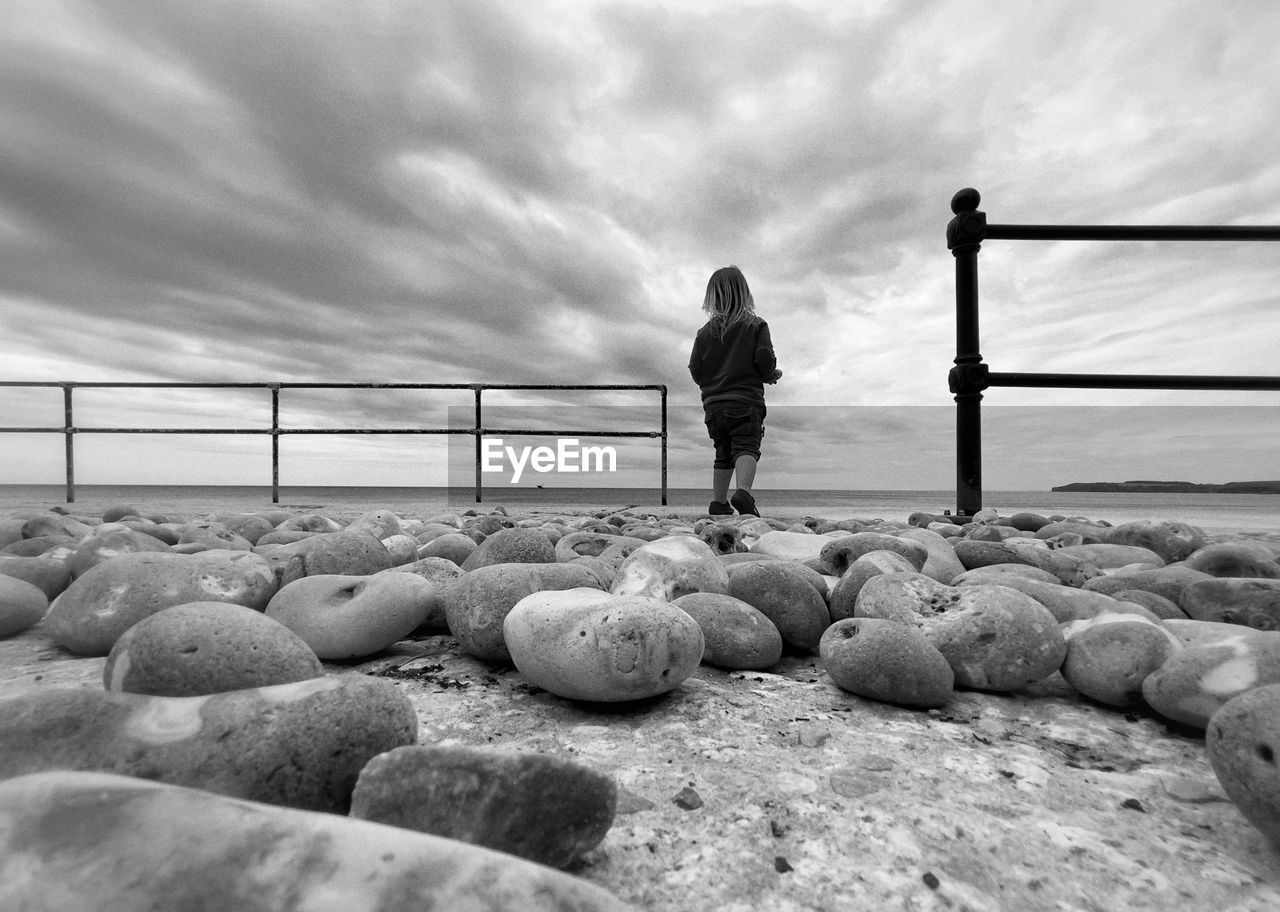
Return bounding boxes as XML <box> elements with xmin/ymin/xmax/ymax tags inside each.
<box><xmin>733</xmin><ymin>455</ymin><xmax>757</xmax><ymax>492</ymax></box>
<box><xmin>712</xmin><ymin>467</ymin><xmax>733</xmax><ymax>503</ymax></box>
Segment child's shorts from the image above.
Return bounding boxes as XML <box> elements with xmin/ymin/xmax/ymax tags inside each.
<box><xmin>704</xmin><ymin>402</ymin><xmax>765</xmax><ymax>469</ymax></box>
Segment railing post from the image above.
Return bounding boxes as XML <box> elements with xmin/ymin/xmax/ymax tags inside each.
<box><xmin>660</xmin><ymin>385</ymin><xmax>668</xmax><ymax>506</ymax></box>
<box><xmin>473</xmin><ymin>386</ymin><xmax>483</xmax><ymax>503</ymax></box>
<box><xmin>63</xmin><ymin>384</ymin><xmax>75</xmax><ymax>504</ymax></box>
<box><xmin>270</xmin><ymin>384</ymin><xmax>281</xmax><ymax>504</ymax></box>
<box><xmin>947</xmin><ymin>188</ymin><xmax>989</xmax><ymax>518</ymax></box>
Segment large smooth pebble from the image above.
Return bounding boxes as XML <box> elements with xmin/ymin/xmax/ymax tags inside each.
<box><xmin>504</xmin><ymin>588</ymin><xmax>704</xmax><ymax>702</ymax></box>
<box><xmin>1183</xmin><ymin>542</ymin><xmax>1280</xmax><ymax>579</ymax></box>
<box><xmin>0</xmin><ymin>771</ymin><xmax>632</xmax><ymax>912</ymax></box>
<box><xmin>104</xmin><ymin>601</ymin><xmax>323</xmax><ymax>695</ymax></box>
<box><xmin>671</xmin><ymin>592</ymin><xmax>783</xmax><ymax>669</ymax></box>
<box><xmin>417</xmin><ymin>531</ymin><xmax>478</xmax><ymax>565</ymax></box>
<box><xmin>828</xmin><ymin>551</ymin><xmax>919</xmax><ymax>622</ymax></box>
<box><xmin>259</xmin><ymin>530</ymin><xmax>394</xmax><ymax>585</ymax></box>
<box><xmin>1060</xmin><ymin>613</ymin><xmax>1180</xmax><ymax>708</ymax></box>
<box><xmin>855</xmin><ymin>575</ymin><xmax>1065</xmax><ymax>691</ymax></box>
<box><xmin>747</xmin><ymin>530</ymin><xmax>827</xmax><ymax>563</ymax></box>
<box><xmin>815</xmin><ymin>532</ymin><xmax>927</xmax><ymax>577</ymax></box>
<box><xmin>350</xmin><ymin>744</ymin><xmax>617</xmax><ymax>869</ymax></box>
<box><xmin>895</xmin><ymin>527</ymin><xmax>967</xmax><ymax>583</ymax></box>
<box><xmin>461</xmin><ymin>526</ymin><xmax>556</xmax><ymax>570</ymax></box>
<box><xmin>0</xmin><ymin>555</ymin><xmax>71</xmax><ymax>600</ymax></box>
<box><xmin>1083</xmin><ymin>566</ymin><xmax>1215</xmax><ymax>610</ymax></box>
<box><xmin>725</xmin><ymin>560</ymin><xmax>830</xmax><ymax>651</ymax></box>
<box><xmin>381</xmin><ymin>556</ymin><xmax>463</xmax><ymax>632</ymax></box>
<box><xmin>610</xmin><ymin>535</ymin><xmax>729</xmax><ymax>601</ymax></box>
<box><xmin>1207</xmin><ymin>683</ymin><xmax>1280</xmax><ymax>850</ymax></box>
<box><xmin>0</xmin><ymin>675</ymin><xmax>416</xmax><ymax>812</ymax></box>
<box><xmin>819</xmin><ymin>617</ymin><xmax>953</xmax><ymax>708</ymax></box>
<box><xmin>1180</xmin><ymin>578</ymin><xmax>1280</xmax><ymax>629</ymax></box>
<box><xmin>0</xmin><ymin>575</ymin><xmax>47</xmax><ymax>638</ymax></box>
<box><xmin>1101</xmin><ymin>520</ymin><xmax>1206</xmax><ymax>564</ymax></box>
<box><xmin>445</xmin><ymin>562</ymin><xmax>604</xmax><ymax>663</ymax></box>
<box><xmin>345</xmin><ymin>509</ymin><xmax>404</xmax><ymax>539</ymax></box>
<box><xmin>44</xmin><ymin>550</ymin><xmax>278</xmax><ymax>656</ymax></box>
<box><xmin>266</xmin><ymin>572</ymin><xmax>435</xmax><ymax>660</ymax></box>
<box><xmin>1054</xmin><ymin>543</ymin><xmax>1165</xmax><ymax>569</ymax></box>
<box><xmin>67</xmin><ymin>528</ymin><xmax>170</xmax><ymax>577</ymax></box>
<box><xmin>1142</xmin><ymin>630</ymin><xmax>1280</xmax><ymax>729</ymax></box>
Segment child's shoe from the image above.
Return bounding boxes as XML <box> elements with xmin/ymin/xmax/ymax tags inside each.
<box><xmin>730</xmin><ymin>488</ymin><xmax>759</xmax><ymax>517</ymax></box>
<box><xmin>708</xmin><ymin>501</ymin><xmax>733</xmax><ymax>515</ymax></box>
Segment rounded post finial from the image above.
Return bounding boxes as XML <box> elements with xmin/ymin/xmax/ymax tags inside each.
<box><xmin>951</xmin><ymin>188</ymin><xmax>981</xmax><ymax>214</ymax></box>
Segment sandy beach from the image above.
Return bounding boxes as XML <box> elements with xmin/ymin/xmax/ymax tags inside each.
<box><xmin>3</xmin><ymin>495</ymin><xmax>1280</xmax><ymax>911</ymax></box>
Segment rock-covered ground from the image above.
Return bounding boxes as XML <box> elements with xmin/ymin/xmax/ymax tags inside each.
<box><xmin>3</xmin><ymin>494</ymin><xmax>1280</xmax><ymax>911</ymax></box>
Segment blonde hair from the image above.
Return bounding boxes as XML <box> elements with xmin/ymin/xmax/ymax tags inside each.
<box><xmin>702</xmin><ymin>265</ymin><xmax>757</xmax><ymax>338</ymax></box>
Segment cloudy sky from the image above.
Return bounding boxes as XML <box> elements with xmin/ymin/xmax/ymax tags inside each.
<box><xmin>2</xmin><ymin>0</ymin><xmax>1279</xmax><ymax>492</ymax></box>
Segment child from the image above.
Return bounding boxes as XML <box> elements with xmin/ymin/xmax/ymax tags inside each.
<box><xmin>688</xmin><ymin>265</ymin><xmax>782</xmax><ymax>517</ymax></box>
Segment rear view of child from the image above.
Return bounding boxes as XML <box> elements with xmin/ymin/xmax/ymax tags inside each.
<box><xmin>688</xmin><ymin>265</ymin><xmax>781</xmax><ymax>517</ymax></box>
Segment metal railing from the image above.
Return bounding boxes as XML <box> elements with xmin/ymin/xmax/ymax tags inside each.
<box><xmin>946</xmin><ymin>187</ymin><xmax>1280</xmax><ymax>517</ymax></box>
<box><xmin>0</xmin><ymin>382</ymin><xmax>668</xmax><ymax>504</ymax></box>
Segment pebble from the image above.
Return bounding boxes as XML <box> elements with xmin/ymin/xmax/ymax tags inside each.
<box><xmin>0</xmin><ymin>555</ymin><xmax>70</xmax><ymax>600</ymax></box>
<box><xmin>955</xmin><ymin>574</ymin><xmax>1138</xmax><ymax>623</ymax></box>
<box><xmin>1179</xmin><ymin>578</ymin><xmax>1280</xmax><ymax>629</ymax></box>
<box><xmin>265</xmin><ymin>572</ymin><xmax>437</xmax><ymax>660</ymax></box>
<box><xmin>504</xmin><ymin>588</ymin><xmax>704</xmax><ymax>702</ymax></box>
<box><xmin>855</xmin><ymin>575</ymin><xmax>1066</xmax><ymax>691</ymax></box>
<box><xmin>1059</xmin><ymin>612</ymin><xmax>1180</xmax><ymax>708</ymax></box>
<box><xmin>175</xmin><ymin>520</ymin><xmax>253</xmax><ymax>552</ymax></box>
<box><xmin>275</xmin><ymin>512</ymin><xmax>344</xmax><ymax>534</ymax></box>
<box><xmin>819</xmin><ymin>616</ymin><xmax>954</xmax><ymax>708</ymax></box>
<box><xmin>747</xmin><ymin>530</ymin><xmax>828</xmax><ymax>563</ymax></box>
<box><xmin>67</xmin><ymin>527</ymin><xmax>170</xmax><ymax>577</ymax></box>
<box><xmin>416</xmin><ymin>531</ymin><xmax>478</xmax><ymax>564</ymax></box>
<box><xmin>380</xmin><ymin>556</ymin><xmax>463</xmax><ymax>632</ymax></box>
<box><xmin>21</xmin><ymin>512</ymin><xmax>94</xmax><ymax>539</ymax></box>
<box><xmin>257</xmin><ymin>529</ymin><xmax>395</xmax><ymax>585</ymax></box>
<box><xmin>671</xmin><ymin>591</ymin><xmax>784</xmax><ymax>669</ymax></box>
<box><xmin>1207</xmin><ymin>683</ymin><xmax>1280</xmax><ymax>849</ymax></box>
<box><xmin>3</xmin><ymin>533</ymin><xmax>80</xmax><ymax>557</ymax></box>
<box><xmin>0</xmin><ymin>675</ymin><xmax>416</xmax><ymax>812</ymax></box>
<box><xmin>0</xmin><ymin>574</ymin><xmax>48</xmax><ymax>638</ymax></box>
<box><xmin>350</xmin><ymin>744</ymin><xmax>617</xmax><ymax>869</ymax></box>
<box><xmin>209</xmin><ymin>512</ymin><xmax>276</xmax><ymax>545</ymax></box>
<box><xmin>0</xmin><ymin>771</ymin><xmax>632</xmax><ymax>911</ymax></box>
<box><xmin>610</xmin><ymin>535</ymin><xmax>730</xmax><ymax>601</ymax></box>
<box><xmin>697</xmin><ymin>520</ymin><xmax>747</xmax><ymax>555</ymax></box>
<box><xmin>103</xmin><ymin>601</ymin><xmax>323</xmax><ymax>695</ymax></box>
<box><xmin>1082</xmin><ymin>566</ymin><xmax>1215</xmax><ymax>611</ymax></box>
<box><xmin>1101</xmin><ymin>519</ymin><xmax>1207</xmax><ymax>564</ymax></box>
<box><xmin>1142</xmin><ymin>630</ymin><xmax>1280</xmax><ymax>729</ymax></box>
<box><xmin>461</xmin><ymin>526</ymin><xmax>557</xmax><ymax>570</ymax></box>
<box><xmin>445</xmin><ymin>562</ymin><xmax>604</xmax><ymax>663</ymax></box>
<box><xmin>815</xmin><ymin>532</ymin><xmax>928</xmax><ymax>576</ymax></box>
<box><xmin>953</xmin><ymin>539</ymin><xmax>1101</xmax><ymax>587</ymax></box>
<box><xmin>44</xmin><ymin>549</ymin><xmax>278</xmax><ymax>656</ymax></box>
<box><xmin>1053</xmin><ymin>542</ymin><xmax>1166</xmax><ymax>569</ymax></box>
<box><xmin>724</xmin><ymin>560</ymin><xmax>830</xmax><ymax>652</ymax></box>
<box><xmin>895</xmin><ymin>526</ymin><xmax>968</xmax><ymax>583</ymax></box>
<box><xmin>828</xmin><ymin>551</ymin><xmax>920</xmax><ymax>622</ymax></box>
<box><xmin>1183</xmin><ymin>541</ymin><xmax>1280</xmax><ymax>578</ymax></box>
<box><xmin>345</xmin><ymin>508</ymin><xmax>404</xmax><ymax>539</ymax></box>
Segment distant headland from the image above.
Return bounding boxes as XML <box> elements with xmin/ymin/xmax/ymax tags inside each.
<box><xmin>1051</xmin><ymin>480</ymin><xmax>1280</xmax><ymax>494</ymax></box>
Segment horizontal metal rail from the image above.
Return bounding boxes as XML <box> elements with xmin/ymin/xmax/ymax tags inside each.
<box><xmin>946</xmin><ymin>187</ymin><xmax>1280</xmax><ymax>517</ymax></box>
<box><xmin>0</xmin><ymin>382</ymin><xmax>668</xmax><ymax>505</ymax></box>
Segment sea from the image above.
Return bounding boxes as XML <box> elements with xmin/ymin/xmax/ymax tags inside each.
<box><xmin>2</xmin><ymin>484</ymin><xmax>1278</xmax><ymax>536</ymax></box>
